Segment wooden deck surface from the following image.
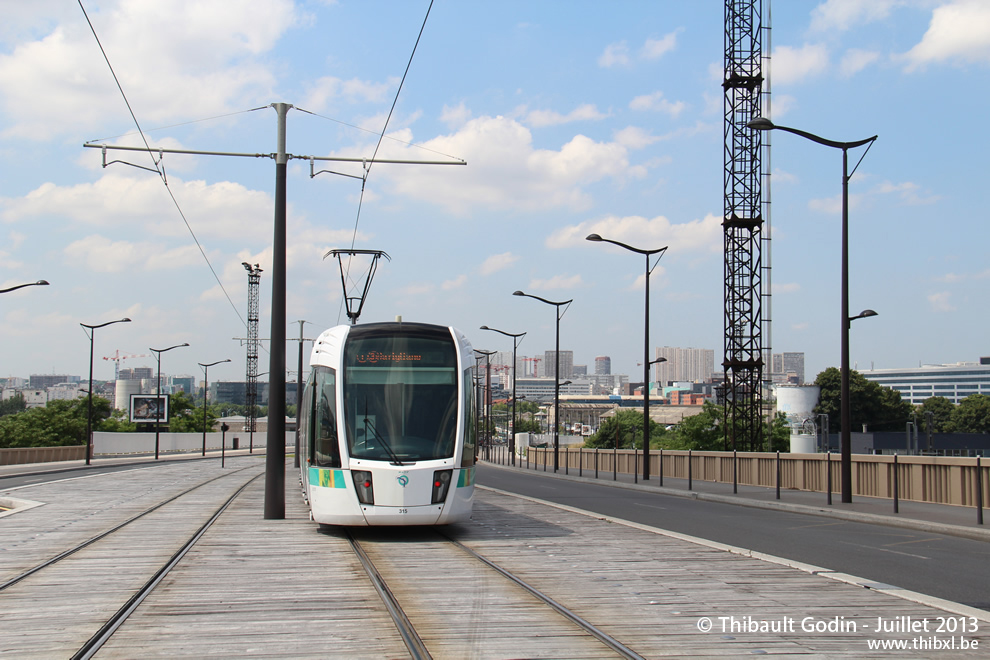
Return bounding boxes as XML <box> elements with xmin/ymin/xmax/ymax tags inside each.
<box><xmin>2</xmin><ymin>458</ymin><xmax>987</xmax><ymax>658</ymax></box>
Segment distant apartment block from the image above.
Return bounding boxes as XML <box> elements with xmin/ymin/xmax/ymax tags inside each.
<box><xmin>544</xmin><ymin>350</ymin><xmax>574</xmax><ymax>380</ymax></box>
<box><xmin>770</xmin><ymin>352</ymin><xmax>806</xmax><ymax>384</ymax></box>
<box><xmin>595</xmin><ymin>356</ymin><xmax>611</xmax><ymax>375</ymax></box>
<box><xmin>654</xmin><ymin>347</ymin><xmax>715</xmax><ymax>385</ymax></box>
<box><xmin>29</xmin><ymin>374</ymin><xmax>79</xmax><ymax>389</ymax></box>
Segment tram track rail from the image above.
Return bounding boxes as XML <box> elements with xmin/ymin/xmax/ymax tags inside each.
<box><xmin>0</xmin><ymin>464</ymin><xmax>258</xmax><ymax>593</ymax></box>
<box><xmin>344</xmin><ymin>526</ymin><xmax>647</xmax><ymax>660</ymax></box>
<box><xmin>70</xmin><ymin>473</ymin><xmax>262</xmax><ymax>660</ymax></box>
<box><xmin>0</xmin><ymin>461</ymin><xmax>265</xmax><ymax>658</ymax></box>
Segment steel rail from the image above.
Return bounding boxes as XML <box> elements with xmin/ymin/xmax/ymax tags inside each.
<box><xmin>71</xmin><ymin>472</ymin><xmax>264</xmax><ymax>660</ymax></box>
<box><xmin>438</xmin><ymin>530</ymin><xmax>647</xmax><ymax>660</ymax></box>
<box><xmin>345</xmin><ymin>531</ymin><xmax>432</xmax><ymax>660</ymax></box>
<box><xmin>0</xmin><ymin>464</ymin><xmax>257</xmax><ymax>592</ymax></box>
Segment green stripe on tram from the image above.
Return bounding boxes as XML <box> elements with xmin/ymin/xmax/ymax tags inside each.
<box><xmin>310</xmin><ymin>467</ymin><xmax>347</xmax><ymax>488</ymax></box>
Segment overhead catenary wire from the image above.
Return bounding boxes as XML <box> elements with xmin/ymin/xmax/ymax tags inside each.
<box><xmin>333</xmin><ymin>0</ymin><xmax>435</xmax><ymax>325</ymax></box>
<box><xmin>77</xmin><ymin>0</ymin><xmax>246</xmax><ymax>327</ymax></box>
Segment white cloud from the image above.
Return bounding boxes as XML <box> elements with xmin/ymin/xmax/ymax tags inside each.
<box><xmin>628</xmin><ymin>91</ymin><xmax>686</xmax><ymax>117</ymax></box>
<box><xmin>63</xmin><ymin>235</ymin><xmax>204</xmax><ymax>272</ymax></box>
<box><xmin>522</xmin><ymin>104</ymin><xmax>608</xmax><ymax>128</ymax></box>
<box><xmin>1</xmin><ymin>172</ymin><xmax>275</xmax><ymax>242</ymax></box>
<box><xmin>367</xmin><ymin>115</ymin><xmax>641</xmax><ymax>215</ymax></box>
<box><xmin>810</xmin><ymin>0</ymin><xmax>899</xmax><ymax>33</ymax></box>
<box><xmin>641</xmin><ymin>31</ymin><xmax>680</xmax><ymax>60</ymax></box>
<box><xmin>479</xmin><ymin>252</ymin><xmax>519</xmax><ymax>275</ymax></box>
<box><xmin>547</xmin><ymin>213</ymin><xmax>723</xmax><ymax>255</ymax></box>
<box><xmin>528</xmin><ymin>274</ymin><xmax>582</xmax><ymax>290</ymax></box>
<box><xmin>0</xmin><ymin>0</ymin><xmax>298</xmax><ymax>139</ymax></box>
<box><xmin>928</xmin><ymin>291</ymin><xmax>956</xmax><ymax>312</ymax></box>
<box><xmin>301</xmin><ymin>75</ymin><xmax>396</xmax><ymax>112</ymax></box>
<box><xmin>771</xmin><ymin>44</ymin><xmax>829</xmax><ymax>85</ymax></box>
<box><xmin>613</xmin><ymin>126</ymin><xmax>661</xmax><ymax>150</ymax></box>
<box><xmin>598</xmin><ymin>41</ymin><xmax>630</xmax><ymax>68</ymax></box>
<box><xmin>902</xmin><ymin>0</ymin><xmax>990</xmax><ymax>71</ymax></box>
<box><xmin>872</xmin><ymin>180</ymin><xmax>940</xmax><ymax>206</ymax></box>
<box><xmin>773</xmin><ymin>282</ymin><xmax>801</xmax><ymax>294</ymax></box>
<box><xmin>440</xmin><ymin>102</ymin><xmax>472</xmax><ymax>129</ymax></box>
<box><xmin>840</xmin><ymin>49</ymin><xmax>881</xmax><ymax>77</ymax></box>
<box><xmin>442</xmin><ymin>274</ymin><xmax>467</xmax><ymax>290</ymax></box>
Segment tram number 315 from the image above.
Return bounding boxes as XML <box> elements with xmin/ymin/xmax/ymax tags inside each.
<box><xmin>398</xmin><ymin>508</ymin><xmax>408</xmax><ymax>514</ymax></box>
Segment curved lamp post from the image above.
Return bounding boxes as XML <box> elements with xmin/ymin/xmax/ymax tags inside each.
<box><xmin>199</xmin><ymin>359</ymin><xmax>231</xmax><ymax>456</ymax></box>
<box><xmin>481</xmin><ymin>325</ymin><xmax>526</xmax><ymax>466</ymax></box>
<box><xmin>586</xmin><ymin>234</ymin><xmax>668</xmax><ymax>480</ymax></box>
<box><xmin>747</xmin><ymin>117</ymin><xmax>877</xmax><ymax>503</ymax></box>
<box><xmin>0</xmin><ymin>280</ymin><xmax>49</xmax><ymax>294</ymax></box>
<box><xmin>80</xmin><ymin>317</ymin><xmax>131</xmax><ymax>465</ymax></box>
<box><xmin>473</xmin><ymin>349</ymin><xmax>496</xmax><ymax>459</ymax></box>
<box><xmin>150</xmin><ymin>342</ymin><xmax>189</xmax><ymax>460</ymax></box>
<box><xmin>513</xmin><ymin>291</ymin><xmax>572</xmax><ymax>472</ymax></box>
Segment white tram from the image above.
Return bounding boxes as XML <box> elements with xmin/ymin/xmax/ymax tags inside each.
<box><xmin>299</xmin><ymin>321</ymin><xmax>476</xmax><ymax>526</ymax></box>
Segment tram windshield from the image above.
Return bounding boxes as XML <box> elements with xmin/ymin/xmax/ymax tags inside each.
<box><xmin>343</xmin><ymin>326</ymin><xmax>459</xmax><ymax>462</ymax></box>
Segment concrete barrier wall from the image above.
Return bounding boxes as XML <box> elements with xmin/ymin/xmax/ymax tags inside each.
<box><xmin>527</xmin><ymin>447</ymin><xmax>990</xmax><ymax>508</ymax></box>
<box><xmin>0</xmin><ymin>445</ymin><xmax>86</xmax><ymax>465</ymax></box>
<box><xmin>93</xmin><ymin>431</ymin><xmax>294</xmax><ymax>455</ymax></box>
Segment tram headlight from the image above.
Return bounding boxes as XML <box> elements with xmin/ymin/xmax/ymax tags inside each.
<box><xmin>352</xmin><ymin>470</ymin><xmax>374</xmax><ymax>504</ymax></box>
<box><xmin>432</xmin><ymin>469</ymin><xmax>453</xmax><ymax>504</ymax></box>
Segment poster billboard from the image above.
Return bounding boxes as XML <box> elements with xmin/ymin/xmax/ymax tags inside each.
<box><xmin>130</xmin><ymin>394</ymin><xmax>169</xmax><ymax>423</ymax></box>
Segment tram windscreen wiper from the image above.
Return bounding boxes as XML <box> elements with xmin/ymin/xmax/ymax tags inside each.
<box><xmin>362</xmin><ymin>401</ymin><xmax>404</xmax><ymax>466</ymax></box>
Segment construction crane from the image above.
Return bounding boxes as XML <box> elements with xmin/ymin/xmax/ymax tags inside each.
<box><xmin>523</xmin><ymin>357</ymin><xmax>541</xmax><ymax>378</ymax></box>
<box><xmin>103</xmin><ymin>350</ymin><xmax>150</xmax><ymax>380</ymax></box>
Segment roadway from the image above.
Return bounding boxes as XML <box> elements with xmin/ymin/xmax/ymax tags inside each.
<box><xmin>476</xmin><ymin>462</ymin><xmax>990</xmax><ymax>613</ymax></box>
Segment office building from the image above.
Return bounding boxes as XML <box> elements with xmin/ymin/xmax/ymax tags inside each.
<box><xmin>771</xmin><ymin>352</ymin><xmax>806</xmax><ymax>384</ymax></box>
<box><xmin>654</xmin><ymin>347</ymin><xmax>715</xmax><ymax>385</ymax></box>
<box><xmin>595</xmin><ymin>356</ymin><xmax>611</xmax><ymax>375</ymax></box>
<box><xmin>861</xmin><ymin>360</ymin><xmax>990</xmax><ymax>405</ymax></box>
<box><xmin>544</xmin><ymin>350</ymin><xmax>574</xmax><ymax>380</ymax></box>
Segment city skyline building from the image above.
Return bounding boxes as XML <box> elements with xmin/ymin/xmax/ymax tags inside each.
<box><xmin>544</xmin><ymin>350</ymin><xmax>574</xmax><ymax>380</ymax></box>
<box><xmin>861</xmin><ymin>359</ymin><xmax>990</xmax><ymax>405</ymax></box>
<box><xmin>654</xmin><ymin>347</ymin><xmax>715</xmax><ymax>385</ymax></box>
<box><xmin>595</xmin><ymin>356</ymin><xmax>611</xmax><ymax>375</ymax></box>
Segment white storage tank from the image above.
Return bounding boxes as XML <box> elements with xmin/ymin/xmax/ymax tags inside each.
<box><xmin>773</xmin><ymin>384</ymin><xmax>820</xmax><ymax>428</ymax></box>
<box><xmin>114</xmin><ymin>379</ymin><xmax>142</xmax><ymax>411</ymax></box>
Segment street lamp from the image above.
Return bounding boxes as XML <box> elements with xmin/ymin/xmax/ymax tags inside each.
<box><xmin>80</xmin><ymin>317</ymin><xmax>131</xmax><ymax>465</ymax></box>
<box><xmin>586</xmin><ymin>234</ymin><xmax>668</xmax><ymax>480</ymax></box>
<box><xmin>199</xmin><ymin>359</ymin><xmax>231</xmax><ymax>456</ymax></box>
<box><xmin>150</xmin><ymin>342</ymin><xmax>189</xmax><ymax>460</ymax></box>
<box><xmin>0</xmin><ymin>280</ymin><xmax>49</xmax><ymax>294</ymax></box>
<box><xmin>474</xmin><ymin>349</ymin><xmax>496</xmax><ymax>459</ymax></box>
<box><xmin>513</xmin><ymin>291</ymin><xmax>572</xmax><ymax>472</ymax></box>
<box><xmin>481</xmin><ymin>325</ymin><xmax>526</xmax><ymax>466</ymax></box>
<box><xmin>747</xmin><ymin>116</ymin><xmax>877</xmax><ymax>503</ymax></box>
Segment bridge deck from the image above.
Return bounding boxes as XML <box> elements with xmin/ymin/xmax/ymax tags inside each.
<box><xmin>1</xmin><ymin>456</ymin><xmax>987</xmax><ymax>658</ymax></box>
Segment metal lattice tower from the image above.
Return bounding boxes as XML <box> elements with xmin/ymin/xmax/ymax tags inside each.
<box><xmin>243</xmin><ymin>263</ymin><xmax>263</xmax><ymax>433</ymax></box>
<box><xmin>722</xmin><ymin>0</ymin><xmax>764</xmax><ymax>451</ymax></box>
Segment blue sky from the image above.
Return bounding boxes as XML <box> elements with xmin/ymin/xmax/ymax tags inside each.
<box><xmin>1</xmin><ymin>0</ymin><xmax>988</xmax><ymax>387</ymax></box>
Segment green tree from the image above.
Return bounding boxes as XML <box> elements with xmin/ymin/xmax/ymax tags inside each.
<box><xmin>0</xmin><ymin>392</ymin><xmax>26</xmax><ymax>417</ymax></box>
<box><xmin>949</xmin><ymin>394</ymin><xmax>990</xmax><ymax>434</ymax></box>
<box><xmin>513</xmin><ymin>416</ymin><xmax>542</xmax><ymax>434</ymax></box>
<box><xmin>664</xmin><ymin>401</ymin><xmax>724</xmax><ymax>451</ymax></box>
<box><xmin>167</xmin><ymin>391</ymin><xmax>220</xmax><ymax>433</ymax></box>
<box><xmin>768</xmin><ymin>411</ymin><xmax>791</xmax><ymax>452</ymax></box>
<box><xmin>99</xmin><ymin>408</ymin><xmax>137</xmax><ymax>432</ymax></box>
<box><xmin>917</xmin><ymin>396</ymin><xmax>955</xmax><ymax>433</ymax></box>
<box><xmin>813</xmin><ymin>367</ymin><xmax>913</xmax><ymax>432</ymax></box>
<box><xmin>0</xmin><ymin>398</ymin><xmax>106</xmax><ymax>448</ymax></box>
<box><xmin>584</xmin><ymin>409</ymin><xmax>664</xmax><ymax>449</ymax></box>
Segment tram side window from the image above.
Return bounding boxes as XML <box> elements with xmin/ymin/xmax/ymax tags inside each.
<box><xmin>309</xmin><ymin>366</ymin><xmax>340</xmax><ymax>468</ymax></box>
<box><xmin>461</xmin><ymin>367</ymin><xmax>476</xmax><ymax>467</ymax></box>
